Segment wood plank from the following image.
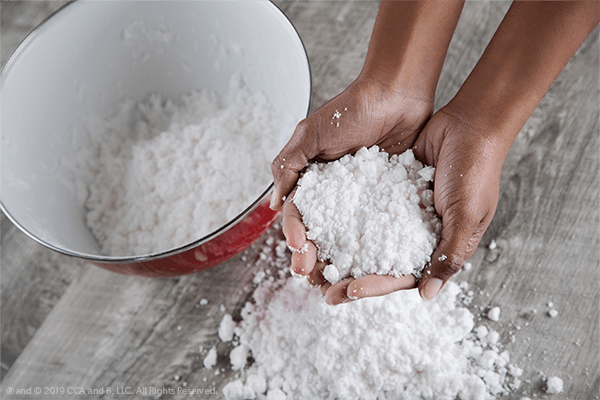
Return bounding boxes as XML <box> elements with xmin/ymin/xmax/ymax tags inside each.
<box><xmin>1</xmin><ymin>2</ymin><xmax>598</xmax><ymax>399</ymax></box>
<box><xmin>276</xmin><ymin>1</ymin><xmax>379</xmax><ymax>111</ymax></box>
<box><xmin>2</xmin><ymin>227</ymin><xmax>283</xmax><ymax>398</ymax></box>
<box><xmin>1</xmin><ymin>0</ymin><xmax>83</xmax><ymax>381</ymax></box>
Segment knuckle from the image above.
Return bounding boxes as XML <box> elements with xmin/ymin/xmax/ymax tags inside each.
<box><xmin>271</xmin><ymin>156</ymin><xmax>284</xmax><ymax>175</ymax></box>
<box><xmin>437</xmin><ymin>254</ymin><xmax>463</xmax><ymax>277</ymax></box>
<box><xmin>294</xmin><ymin>118</ymin><xmax>311</xmax><ymax>133</ymax></box>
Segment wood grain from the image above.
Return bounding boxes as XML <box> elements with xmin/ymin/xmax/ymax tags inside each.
<box><xmin>1</xmin><ymin>1</ymin><xmax>82</xmax><ymax>380</ymax></box>
<box><xmin>1</xmin><ymin>2</ymin><xmax>598</xmax><ymax>399</ymax></box>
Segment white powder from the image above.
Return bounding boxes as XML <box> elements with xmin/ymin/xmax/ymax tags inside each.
<box><xmin>203</xmin><ymin>346</ymin><xmax>217</xmax><ymax>370</ymax></box>
<box><xmin>229</xmin><ymin>344</ymin><xmax>249</xmax><ymax>371</ymax></box>
<box><xmin>546</xmin><ymin>376</ymin><xmax>563</xmax><ymax>394</ymax></box>
<box><xmin>293</xmin><ymin>146</ymin><xmax>441</xmax><ymax>283</ymax></box>
<box><xmin>488</xmin><ymin>306</ymin><xmax>501</xmax><ymax>322</ymax></box>
<box><xmin>84</xmin><ymin>75</ymin><xmax>288</xmax><ymax>256</ymax></box>
<box><xmin>222</xmin><ymin>276</ymin><xmax>521</xmax><ymax>399</ymax></box>
<box><xmin>487</xmin><ymin>330</ymin><xmax>500</xmax><ymax>345</ymax></box>
<box><xmin>218</xmin><ymin>313</ymin><xmax>235</xmax><ymax>342</ymax></box>
<box><xmin>548</xmin><ymin>309</ymin><xmax>559</xmax><ymax>318</ymax></box>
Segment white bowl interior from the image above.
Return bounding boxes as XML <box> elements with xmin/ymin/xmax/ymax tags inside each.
<box><xmin>1</xmin><ymin>1</ymin><xmax>310</xmax><ymax>258</ymax></box>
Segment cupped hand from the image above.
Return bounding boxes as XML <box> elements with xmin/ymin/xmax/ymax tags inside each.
<box><xmin>412</xmin><ymin>107</ymin><xmax>510</xmax><ymax>301</ymax></box>
<box><xmin>272</xmin><ymin>76</ymin><xmax>433</xmax><ymax>209</ymax></box>
<box><xmin>278</xmin><ymin>100</ymin><xmax>510</xmax><ymax>305</ymax></box>
<box><xmin>271</xmin><ymin>77</ymin><xmax>434</xmax><ymax>303</ymax></box>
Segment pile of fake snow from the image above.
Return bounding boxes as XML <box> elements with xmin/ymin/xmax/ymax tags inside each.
<box><xmin>293</xmin><ymin>146</ymin><xmax>441</xmax><ymax>284</ymax></box>
<box><xmin>84</xmin><ymin>75</ymin><xmax>288</xmax><ymax>256</ymax></box>
<box><xmin>219</xmin><ymin>257</ymin><xmax>522</xmax><ymax>400</ymax></box>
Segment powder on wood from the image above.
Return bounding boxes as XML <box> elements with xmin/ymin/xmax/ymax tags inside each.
<box><xmin>222</xmin><ymin>276</ymin><xmax>522</xmax><ymax>400</ymax></box>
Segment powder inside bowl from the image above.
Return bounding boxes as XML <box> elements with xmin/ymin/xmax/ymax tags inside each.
<box><xmin>293</xmin><ymin>146</ymin><xmax>441</xmax><ymax>283</ymax></box>
<box><xmin>83</xmin><ymin>75</ymin><xmax>289</xmax><ymax>256</ymax></box>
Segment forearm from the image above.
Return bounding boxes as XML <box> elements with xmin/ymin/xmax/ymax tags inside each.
<box><xmin>447</xmin><ymin>1</ymin><xmax>600</xmax><ymax>151</ymax></box>
<box><xmin>359</xmin><ymin>0</ymin><xmax>465</xmax><ymax>102</ymax></box>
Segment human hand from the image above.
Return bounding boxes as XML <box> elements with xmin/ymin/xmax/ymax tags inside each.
<box><xmin>412</xmin><ymin>107</ymin><xmax>511</xmax><ymax>300</ymax></box>
<box><xmin>281</xmin><ymin>105</ymin><xmax>509</xmax><ymax>305</ymax></box>
<box><xmin>271</xmin><ymin>77</ymin><xmax>433</xmax><ymax>304</ymax></box>
<box><xmin>272</xmin><ymin>76</ymin><xmax>433</xmax><ymax>208</ymax></box>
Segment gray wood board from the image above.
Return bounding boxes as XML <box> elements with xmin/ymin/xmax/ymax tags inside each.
<box><xmin>1</xmin><ymin>2</ymin><xmax>598</xmax><ymax>399</ymax></box>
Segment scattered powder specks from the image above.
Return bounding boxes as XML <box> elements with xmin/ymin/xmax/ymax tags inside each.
<box><xmin>548</xmin><ymin>309</ymin><xmax>559</xmax><ymax>318</ymax></box>
<box><xmin>293</xmin><ymin>146</ymin><xmax>441</xmax><ymax>284</ymax></box>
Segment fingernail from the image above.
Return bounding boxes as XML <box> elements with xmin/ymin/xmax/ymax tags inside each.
<box><xmin>291</xmin><ymin>268</ymin><xmax>304</xmax><ymax>279</ymax></box>
<box><xmin>269</xmin><ymin>191</ymin><xmax>279</xmax><ymax>210</ymax></box>
<box><xmin>421</xmin><ymin>278</ymin><xmax>443</xmax><ymax>301</ymax></box>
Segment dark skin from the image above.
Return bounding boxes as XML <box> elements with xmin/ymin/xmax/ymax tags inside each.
<box><xmin>271</xmin><ymin>0</ymin><xmax>600</xmax><ymax>304</ymax></box>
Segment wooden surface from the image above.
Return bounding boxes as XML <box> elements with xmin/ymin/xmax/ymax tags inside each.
<box><xmin>1</xmin><ymin>2</ymin><xmax>598</xmax><ymax>399</ymax></box>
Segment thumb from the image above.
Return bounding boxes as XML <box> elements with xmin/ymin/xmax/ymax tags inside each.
<box><xmin>270</xmin><ymin>120</ymin><xmax>318</xmax><ymax>210</ymax></box>
<box><xmin>418</xmin><ymin>218</ymin><xmax>486</xmax><ymax>301</ymax></box>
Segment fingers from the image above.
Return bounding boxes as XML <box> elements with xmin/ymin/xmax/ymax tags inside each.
<box><xmin>317</xmin><ymin>272</ymin><xmax>417</xmax><ymax>305</ymax></box>
<box><xmin>347</xmin><ymin>274</ymin><xmax>417</xmax><ymax>299</ymax></box>
<box><xmin>281</xmin><ymin>193</ymin><xmax>318</xmax><ymax>276</ymax></box>
<box><xmin>270</xmin><ymin>120</ymin><xmax>319</xmax><ymax>211</ymax></box>
<box><xmin>307</xmin><ymin>261</ymin><xmax>328</xmax><ymax>287</ymax></box>
<box><xmin>418</xmin><ymin>214</ymin><xmax>492</xmax><ymax>301</ymax></box>
<box><xmin>323</xmin><ymin>277</ymin><xmax>355</xmax><ymax>305</ymax></box>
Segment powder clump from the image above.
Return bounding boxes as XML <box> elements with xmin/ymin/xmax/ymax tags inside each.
<box><xmin>546</xmin><ymin>376</ymin><xmax>563</xmax><ymax>394</ymax></box>
<box><xmin>293</xmin><ymin>146</ymin><xmax>441</xmax><ymax>283</ymax></box>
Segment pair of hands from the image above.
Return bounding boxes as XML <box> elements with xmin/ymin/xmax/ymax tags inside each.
<box><xmin>267</xmin><ymin>0</ymin><xmax>599</xmax><ymax>304</ymax></box>
<box><xmin>270</xmin><ymin>77</ymin><xmax>504</xmax><ymax>304</ymax></box>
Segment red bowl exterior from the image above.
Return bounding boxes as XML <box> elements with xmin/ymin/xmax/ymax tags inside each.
<box><xmin>89</xmin><ymin>199</ymin><xmax>280</xmax><ymax>277</ymax></box>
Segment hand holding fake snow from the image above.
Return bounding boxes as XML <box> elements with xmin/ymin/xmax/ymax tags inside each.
<box><xmin>270</xmin><ymin>79</ymin><xmax>434</xmax><ymax>304</ymax></box>
<box><xmin>289</xmin><ymin>147</ymin><xmax>441</xmax><ymax>305</ymax></box>
<box><xmin>270</xmin><ymin>2</ymin><xmax>457</xmax><ymax>304</ymax></box>
<box><xmin>271</xmin><ymin>1</ymin><xmax>599</xmax><ymax>303</ymax></box>
<box><xmin>412</xmin><ymin>110</ymin><xmax>505</xmax><ymax>300</ymax></box>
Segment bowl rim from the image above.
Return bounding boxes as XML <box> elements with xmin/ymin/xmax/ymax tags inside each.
<box><xmin>0</xmin><ymin>0</ymin><xmax>312</xmax><ymax>264</ymax></box>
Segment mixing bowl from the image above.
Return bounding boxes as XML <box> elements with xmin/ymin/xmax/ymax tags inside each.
<box><xmin>1</xmin><ymin>1</ymin><xmax>311</xmax><ymax>276</ymax></box>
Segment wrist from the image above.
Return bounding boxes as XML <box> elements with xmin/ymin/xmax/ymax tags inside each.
<box><xmin>444</xmin><ymin>1</ymin><xmax>600</xmax><ymax>151</ymax></box>
<box><xmin>443</xmin><ymin>90</ymin><xmax>524</xmax><ymax>151</ymax></box>
<box><xmin>350</xmin><ymin>74</ymin><xmax>434</xmax><ymax>136</ymax></box>
<box><xmin>359</xmin><ymin>0</ymin><xmax>465</xmax><ymax>104</ymax></box>
<box><xmin>357</xmin><ymin>62</ymin><xmax>438</xmax><ymax>106</ymax></box>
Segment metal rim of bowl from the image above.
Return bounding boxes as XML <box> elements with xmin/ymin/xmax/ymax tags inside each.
<box><xmin>0</xmin><ymin>0</ymin><xmax>312</xmax><ymax>264</ymax></box>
